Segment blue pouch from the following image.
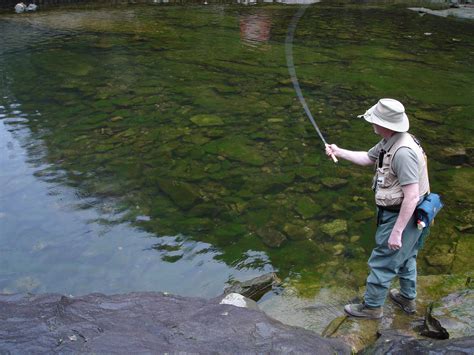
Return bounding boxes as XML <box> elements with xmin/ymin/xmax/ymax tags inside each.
<box><xmin>416</xmin><ymin>193</ymin><xmax>444</xmax><ymax>248</ymax></box>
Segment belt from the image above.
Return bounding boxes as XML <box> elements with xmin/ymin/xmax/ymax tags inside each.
<box><xmin>377</xmin><ymin>205</ymin><xmax>401</xmax><ymax>212</ymax></box>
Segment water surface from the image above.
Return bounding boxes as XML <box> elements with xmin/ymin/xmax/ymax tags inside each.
<box><xmin>0</xmin><ymin>2</ymin><xmax>473</xmax><ymax>324</ymax></box>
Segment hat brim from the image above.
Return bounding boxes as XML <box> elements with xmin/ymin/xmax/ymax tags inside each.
<box><xmin>360</xmin><ymin>104</ymin><xmax>409</xmax><ymax>132</ymax></box>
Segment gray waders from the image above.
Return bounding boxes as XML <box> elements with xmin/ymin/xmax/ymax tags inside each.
<box><xmin>364</xmin><ymin>208</ymin><xmax>423</xmax><ymax>308</ymax></box>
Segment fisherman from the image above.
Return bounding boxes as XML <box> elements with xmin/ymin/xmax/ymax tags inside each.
<box><xmin>325</xmin><ymin>98</ymin><xmax>430</xmax><ymax>319</ymax></box>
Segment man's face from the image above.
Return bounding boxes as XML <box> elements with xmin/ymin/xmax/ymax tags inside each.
<box><xmin>372</xmin><ymin>124</ymin><xmax>381</xmax><ymax>135</ymax></box>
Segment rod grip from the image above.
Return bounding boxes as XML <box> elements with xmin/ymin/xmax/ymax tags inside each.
<box><xmin>325</xmin><ymin>144</ymin><xmax>338</xmax><ymax>163</ymax></box>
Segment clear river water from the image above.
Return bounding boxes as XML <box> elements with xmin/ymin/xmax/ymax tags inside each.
<box><xmin>0</xmin><ymin>0</ymin><xmax>473</xmax><ymax>332</ymax></box>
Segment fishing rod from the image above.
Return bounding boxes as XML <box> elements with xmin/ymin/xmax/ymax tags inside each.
<box><xmin>285</xmin><ymin>4</ymin><xmax>338</xmax><ymax>163</ymax></box>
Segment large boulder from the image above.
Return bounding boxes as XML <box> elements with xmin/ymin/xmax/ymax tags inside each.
<box><xmin>0</xmin><ymin>292</ymin><xmax>350</xmax><ymax>354</ymax></box>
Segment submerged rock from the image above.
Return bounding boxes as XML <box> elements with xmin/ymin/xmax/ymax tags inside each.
<box><xmin>157</xmin><ymin>179</ymin><xmax>201</xmax><ymax>210</ymax></box>
<box><xmin>0</xmin><ymin>292</ymin><xmax>351</xmax><ymax>354</ymax></box>
<box><xmin>353</xmin><ymin>208</ymin><xmax>373</xmax><ymax>221</ymax></box>
<box><xmin>190</xmin><ymin>114</ymin><xmax>224</xmax><ymax>127</ymax></box>
<box><xmin>295</xmin><ymin>196</ymin><xmax>322</xmax><ymax>219</ymax></box>
<box><xmin>321</xmin><ymin>177</ymin><xmax>348</xmax><ymax>189</ymax></box>
<box><xmin>224</xmin><ymin>273</ymin><xmax>280</xmax><ymax>301</ymax></box>
<box><xmin>204</xmin><ymin>137</ymin><xmax>265</xmax><ymax>166</ymax></box>
<box><xmin>320</xmin><ymin>219</ymin><xmax>348</xmax><ymax>238</ymax></box>
<box><xmin>256</xmin><ymin>227</ymin><xmax>287</xmax><ymax>248</ymax></box>
<box><xmin>424</xmin><ymin>244</ymin><xmax>455</xmax><ymax>268</ymax></box>
<box><xmin>283</xmin><ymin>223</ymin><xmax>315</xmax><ymax>241</ymax></box>
<box><xmin>439</xmin><ymin>146</ymin><xmax>468</xmax><ymax>165</ymax></box>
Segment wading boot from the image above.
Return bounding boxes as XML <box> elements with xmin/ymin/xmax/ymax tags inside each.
<box><xmin>389</xmin><ymin>289</ymin><xmax>416</xmax><ymax>314</ymax></box>
<box><xmin>344</xmin><ymin>303</ymin><xmax>383</xmax><ymax>319</ymax></box>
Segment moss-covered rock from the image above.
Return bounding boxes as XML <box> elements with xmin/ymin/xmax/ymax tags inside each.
<box><xmin>190</xmin><ymin>114</ymin><xmax>224</xmax><ymax>127</ymax></box>
<box><xmin>295</xmin><ymin>196</ymin><xmax>322</xmax><ymax>219</ymax></box>
<box><xmin>353</xmin><ymin>208</ymin><xmax>374</xmax><ymax>221</ymax></box>
<box><xmin>323</xmin><ymin>316</ymin><xmax>379</xmax><ymax>353</ymax></box>
<box><xmin>283</xmin><ymin>223</ymin><xmax>315</xmax><ymax>241</ymax></box>
<box><xmin>157</xmin><ymin>179</ymin><xmax>201</xmax><ymax>210</ymax></box>
<box><xmin>203</xmin><ymin>137</ymin><xmax>266</xmax><ymax>166</ymax></box>
<box><xmin>321</xmin><ymin>178</ymin><xmax>348</xmax><ymax>189</ymax></box>
<box><xmin>320</xmin><ymin>220</ymin><xmax>348</xmax><ymax>238</ymax></box>
<box><xmin>425</xmin><ymin>244</ymin><xmax>455</xmax><ymax>268</ymax></box>
<box><xmin>438</xmin><ymin>146</ymin><xmax>469</xmax><ymax>165</ymax></box>
<box><xmin>256</xmin><ymin>227</ymin><xmax>287</xmax><ymax>248</ymax></box>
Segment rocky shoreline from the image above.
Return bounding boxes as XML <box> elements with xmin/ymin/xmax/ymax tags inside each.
<box><xmin>1</xmin><ymin>274</ymin><xmax>473</xmax><ymax>353</ymax></box>
<box><xmin>0</xmin><ymin>291</ymin><xmax>351</xmax><ymax>354</ymax></box>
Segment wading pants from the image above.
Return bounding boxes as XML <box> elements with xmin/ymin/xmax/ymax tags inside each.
<box><xmin>364</xmin><ymin>208</ymin><xmax>423</xmax><ymax>308</ymax></box>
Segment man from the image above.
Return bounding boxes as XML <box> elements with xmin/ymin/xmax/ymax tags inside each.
<box><xmin>325</xmin><ymin>98</ymin><xmax>430</xmax><ymax>319</ymax></box>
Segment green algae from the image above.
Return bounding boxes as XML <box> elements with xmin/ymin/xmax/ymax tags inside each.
<box><xmin>203</xmin><ymin>136</ymin><xmax>266</xmax><ymax>166</ymax></box>
<box><xmin>1</xmin><ymin>2</ymin><xmax>473</xmax><ymax>300</ymax></box>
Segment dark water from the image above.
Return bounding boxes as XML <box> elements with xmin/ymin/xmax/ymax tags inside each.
<box><xmin>0</xmin><ymin>2</ymin><xmax>473</xmax><ymax>308</ymax></box>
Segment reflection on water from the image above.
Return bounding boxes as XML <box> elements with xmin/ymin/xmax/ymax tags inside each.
<box><xmin>0</xmin><ymin>3</ymin><xmax>473</xmax><ymax>305</ymax></box>
<box><xmin>240</xmin><ymin>11</ymin><xmax>272</xmax><ymax>46</ymax></box>
<box><xmin>0</xmin><ymin>102</ymin><xmax>273</xmax><ymax>296</ymax></box>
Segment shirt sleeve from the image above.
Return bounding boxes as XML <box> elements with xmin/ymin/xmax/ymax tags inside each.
<box><xmin>392</xmin><ymin>147</ymin><xmax>419</xmax><ymax>186</ymax></box>
<box><xmin>367</xmin><ymin>140</ymin><xmax>383</xmax><ymax>162</ymax></box>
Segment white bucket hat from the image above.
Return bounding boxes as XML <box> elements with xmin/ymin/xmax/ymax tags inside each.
<box><xmin>358</xmin><ymin>98</ymin><xmax>409</xmax><ymax>132</ymax></box>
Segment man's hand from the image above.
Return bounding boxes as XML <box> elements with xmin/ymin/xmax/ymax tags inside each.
<box><xmin>388</xmin><ymin>230</ymin><xmax>402</xmax><ymax>250</ymax></box>
<box><xmin>388</xmin><ymin>183</ymin><xmax>420</xmax><ymax>251</ymax></box>
<box><xmin>324</xmin><ymin>144</ymin><xmax>374</xmax><ymax>166</ymax></box>
<box><xmin>325</xmin><ymin>144</ymin><xmax>340</xmax><ymax>158</ymax></box>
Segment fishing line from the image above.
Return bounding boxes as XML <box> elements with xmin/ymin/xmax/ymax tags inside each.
<box><xmin>285</xmin><ymin>4</ymin><xmax>337</xmax><ymax>163</ymax></box>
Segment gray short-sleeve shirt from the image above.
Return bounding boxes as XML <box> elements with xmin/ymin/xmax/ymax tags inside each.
<box><xmin>368</xmin><ymin>140</ymin><xmax>419</xmax><ymax>186</ymax></box>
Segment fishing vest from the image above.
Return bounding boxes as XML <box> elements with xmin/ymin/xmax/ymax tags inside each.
<box><xmin>373</xmin><ymin>132</ymin><xmax>430</xmax><ymax>207</ymax></box>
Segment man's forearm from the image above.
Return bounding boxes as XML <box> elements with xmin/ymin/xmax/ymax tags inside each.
<box><xmin>326</xmin><ymin>144</ymin><xmax>373</xmax><ymax>166</ymax></box>
<box><xmin>392</xmin><ymin>183</ymin><xmax>420</xmax><ymax>235</ymax></box>
<box><xmin>336</xmin><ymin>149</ymin><xmax>373</xmax><ymax>166</ymax></box>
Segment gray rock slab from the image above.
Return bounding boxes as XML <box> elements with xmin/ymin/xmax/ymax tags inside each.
<box><xmin>423</xmin><ymin>289</ymin><xmax>474</xmax><ymax>339</ymax></box>
<box><xmin>0</xmin><ymin>292</ymin><xmax>351</xmax><ymax>354</ymax></box>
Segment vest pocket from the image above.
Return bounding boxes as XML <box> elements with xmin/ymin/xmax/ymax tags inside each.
<box><xmin>376</xmin><ymin>191</ymin><xmax>404</xmax><ymax>207</ymax></box>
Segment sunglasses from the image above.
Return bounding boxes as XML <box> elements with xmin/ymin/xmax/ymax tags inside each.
<box><xmin>378</xmin><ymin>149</ymin><xmax>386</xmax><ymax>168</ymax></box>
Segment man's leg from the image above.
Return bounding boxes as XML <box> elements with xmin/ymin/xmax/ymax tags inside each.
<box><xmin>364</xmin><ymin>210</ymin><xmax>401</xmax><ymax>307</ymax></box>
<box><xmin>345</xmin><ymin>210</ymin><xmax>421</xmax><ymax>318</ymax></box>
<box><xmin>389</xmin><ymin>244</ymin><xmax>419</xmax><ymax>314</ymax></box>
<box><xmin>398</xmin><ymin>254</ymin><xmax>417</xmax><ymax>300</ymax></box>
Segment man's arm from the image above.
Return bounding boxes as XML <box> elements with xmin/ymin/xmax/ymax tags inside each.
<box><xmin>325</xmin><ymin>144</ymin><xmax>374</xmax><ymax>166</ymax></box>
<box><xmin>387</xmin><ymin>183</ymin><xmax>420</xmax><ymax>250</ymax></box>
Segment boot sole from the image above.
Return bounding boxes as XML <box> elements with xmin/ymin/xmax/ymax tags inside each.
<box><xmin>389</xmin><ymin>292</ymin><xmax>416</xmax><ymax>314</ymax></box>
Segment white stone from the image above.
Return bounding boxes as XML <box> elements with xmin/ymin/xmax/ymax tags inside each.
<box><xmin>15</xmin><ymin>3</ymin><xmax>26</xmax><ymax>13</ymax></box>
<box><xmin>220</xmin><ymin>293</ymin><xmax>248</xmax><ymax>308</ymax></box>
